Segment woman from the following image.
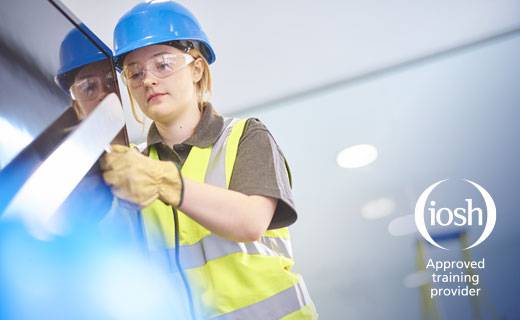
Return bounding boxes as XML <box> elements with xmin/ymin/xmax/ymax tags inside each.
<box><xmin>102</xmin><ymin>1</ymin><xmax>317</xmax><ymax>319</ymax></box>
<box><xmin>56</xmin><ymin>26</ymin><xmax>116</xmax><ymax>120</ymax></box>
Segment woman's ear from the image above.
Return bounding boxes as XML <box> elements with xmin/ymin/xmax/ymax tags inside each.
<box><xmin>192</xmin><ymin>58</ymin><xmax>204</xmax><ymax>83</ymax></box>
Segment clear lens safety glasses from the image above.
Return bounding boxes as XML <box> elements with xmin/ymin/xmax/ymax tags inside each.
<box><xmin>70</xmin><ymin>73</ymin><xmax>115</xmax><ymax>102</ymax></box>
<box><xmin>122</xmin><ymin>53</ymin><xmax>195</xmax><ymax>88</ymax></box>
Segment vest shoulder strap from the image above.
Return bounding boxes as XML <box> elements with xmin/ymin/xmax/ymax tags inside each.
<box><xmin>225</xmin><ymin>118</ymin><xmax>247</xmax><ymax>187</ymax></box>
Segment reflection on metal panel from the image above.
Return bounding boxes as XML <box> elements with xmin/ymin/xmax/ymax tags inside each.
<box><xmin>0</xmin><ymin>107</ymin><xmax>79</xmax><ymax>214</ymax></box>
<box><xmin>0</xmin><ymin>0</ymin><xmax>128</xmax><ymax>228</ymax></box>
<box><xmin>0</xmin><ymin>0</ymin><xmax>74</xmax><ymax>168</ymax></box>
<box><xmin>0</xmin><ymin>0</ymin><xmax>119</xmax><ymax>170</ymax></box>
<box><xmin>3</xmin><ymin>93</ymin><xmax>125</xmax><ymax>238</ymax></box>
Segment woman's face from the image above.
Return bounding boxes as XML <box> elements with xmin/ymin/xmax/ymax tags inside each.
<box><xmin>123</xmin><ymin>44</ymin><xmax>200</xmax><ymax>123</ymax></box>
<box><xmin>72</xmin><ymin>61</ymin><xmax>114</xmax><ymax>119</ymax></box>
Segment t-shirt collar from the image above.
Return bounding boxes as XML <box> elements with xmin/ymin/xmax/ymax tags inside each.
<box><xmin>146</xmin><ymin>102</ymin><xmax>224</xmax><ymax>148</ymax></box>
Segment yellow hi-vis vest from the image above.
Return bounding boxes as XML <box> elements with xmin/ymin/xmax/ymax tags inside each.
<box><xmin>141</xmin><ymin>118</ymin><xmax>317</xmax><ymax>319</ymax></box>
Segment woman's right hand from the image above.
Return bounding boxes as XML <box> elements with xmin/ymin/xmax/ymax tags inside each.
<box><xmin>100</xmin><ymin>144</ymin><xmax>184</xmax><ymax>208</ymax></box>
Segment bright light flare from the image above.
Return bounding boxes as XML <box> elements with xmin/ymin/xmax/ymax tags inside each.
<box><xmin>337</xmin><ymin>144</ymin><xmax>378</xmax><ymax>169</ymax></box>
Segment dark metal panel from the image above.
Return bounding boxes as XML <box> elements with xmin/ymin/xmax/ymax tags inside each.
<box><xmin>0</xmin><ymin>0</ymin><xmax>130</xmax><ymax>233</ymax></box>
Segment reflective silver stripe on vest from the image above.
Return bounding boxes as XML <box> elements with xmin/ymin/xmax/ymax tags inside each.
<box><xmin>213</xmin><ymin>278</ymin><xmax>314</xmax><ymax>320</ymax></box>
<box><xmin>166</xmin><ymin>233</ymin><xmax>293</xmax><ymax>271</ymax></box>
<box><xmin>204</xmin><ymin>117</ymin><xmax>237</xmax><ymax>188</ymax></box>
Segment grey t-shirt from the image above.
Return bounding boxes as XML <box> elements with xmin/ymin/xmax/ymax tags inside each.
<box><xmin>146</xmin><ymin>103</ymin><xmax>297</xmax><ymax>229</ymax></box>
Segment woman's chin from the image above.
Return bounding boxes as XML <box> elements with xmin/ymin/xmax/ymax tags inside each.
<box><xmin>145</xmin><ymin>105</ymin><xmax>178</xmax><ymax>122</ymax></box>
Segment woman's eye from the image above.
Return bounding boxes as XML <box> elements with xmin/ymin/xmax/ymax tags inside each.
<box><xmin>157</xmin><ymin>62</ymin><xmax>172</xmax><ymax>71</ymax></box>
<box><xmin>86</xmin><ymin>84</ymin><xmax>96</xmax><ymax>93</ymax></box>
<box><xmin>129</xmin><ymin>71</ymin><xmax>142</xmax><ymax>80</ymax></box>
<box><xmin>79</xmin><ymin>80</ymin><xmax>97</xmax><ymax>96</ymax></box>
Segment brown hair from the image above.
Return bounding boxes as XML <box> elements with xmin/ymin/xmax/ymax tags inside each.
<box><xmin>188</xmin><ymin>47</ymin><xmax>212</xmax><ymax>111</ymax></box>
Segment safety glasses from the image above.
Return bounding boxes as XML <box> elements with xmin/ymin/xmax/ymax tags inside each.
<box><xmin>70</xmin><ymin>73</ymin><xmax>115</xmax><ymax>102</ymax></box>
<box><xmin>122</xmin><ymin>53</ymin><xmax>195</xmax><ymax>88</ymax></box>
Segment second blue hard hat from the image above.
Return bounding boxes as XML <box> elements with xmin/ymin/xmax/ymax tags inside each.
<box><xmin>113</xmin><ymin>1</ymin><xmax>216</xmax><ymax>70</ymax></box>
<box><xmin>56</xmin><ymin>25</ymin><xmax>111</xmax><ymax>91</ymax></box>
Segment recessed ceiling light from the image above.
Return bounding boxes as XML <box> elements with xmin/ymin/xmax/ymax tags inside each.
<box><xmin>336</xmin><ymin>144</ymin><xmax>378</xmax><ymax>169</ymax></box>
<box><xmin>361</xmin><ymin>197</ymin><xmax>396</xmax><ymax>220</ymax></box>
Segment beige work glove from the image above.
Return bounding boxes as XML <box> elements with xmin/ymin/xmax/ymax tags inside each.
<box><xmin>100</xmin><ymin>144</ymin><xmax>183</xmax><ymax>208</ymax></box>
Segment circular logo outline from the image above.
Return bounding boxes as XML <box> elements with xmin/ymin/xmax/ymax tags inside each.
<box><xmin>414</xmin><ymin>179</ymin><xmax>496</xmax><ymax>250</ymax></box>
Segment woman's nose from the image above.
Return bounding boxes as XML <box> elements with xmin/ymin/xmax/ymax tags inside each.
<box><xmin>142</xmin><ymin>71</ymin><xmax>158</xmax><ymax>87</ymax></box>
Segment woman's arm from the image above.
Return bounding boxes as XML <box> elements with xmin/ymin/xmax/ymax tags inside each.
<box><xmin>179</xmin><ymin>178</ymin><xmax>277</xmax><ymax>242</ymax></box>
<box><xmin>101</xmin><ymin>145</ymin><xmax>280</xmax><ymax>242</ymax></box>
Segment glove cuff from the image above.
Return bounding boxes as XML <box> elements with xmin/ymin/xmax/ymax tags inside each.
<box><xmin>158</xmin><ymin>161</ymin><xmax>184</xmax><ymax>207</ymax></box>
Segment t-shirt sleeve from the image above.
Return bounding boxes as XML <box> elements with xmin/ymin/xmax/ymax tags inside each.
<box><xmin>228</xmin><ymin>118</ymin><xmax>297</xmax><ymax>229</ymax></box>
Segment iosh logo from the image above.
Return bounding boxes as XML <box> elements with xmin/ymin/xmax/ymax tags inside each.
<box><xmin>415</xmin><ymin>179</ymin><xmax>496</xmax><ymax>250</ymax></box>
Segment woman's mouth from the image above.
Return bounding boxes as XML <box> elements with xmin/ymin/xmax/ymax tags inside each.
<box><xmin>147</xmin><ymin>93</ymin><xmax>167</xmax><ymax>102</ymax></box>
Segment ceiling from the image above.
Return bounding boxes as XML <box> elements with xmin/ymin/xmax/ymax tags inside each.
<box><xmin>61</xmin><ymin>0</ymin><xmax>520</xmax><ymax>115</ymax></box>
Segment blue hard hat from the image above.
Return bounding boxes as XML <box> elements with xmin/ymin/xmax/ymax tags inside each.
<box><xmin>113</xmin><ymin>0</ymin><xmax>216</xmax><ymax>70</ymax></box>
<box><xmin>56</xmin><ymin>25</ymin><xmax>112</xmax><ymax>91</ymax></box>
